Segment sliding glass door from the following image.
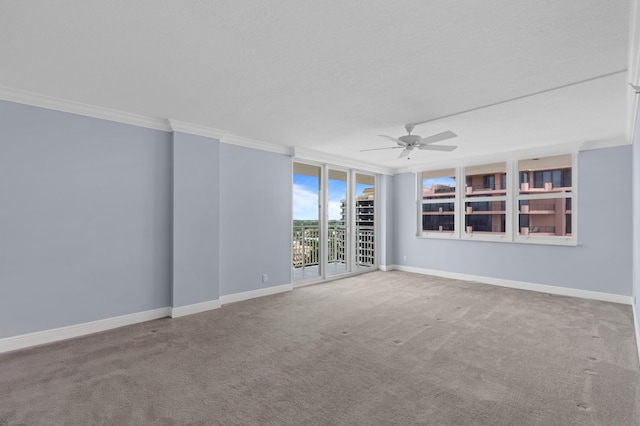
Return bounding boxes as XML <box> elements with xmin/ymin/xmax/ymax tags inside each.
<box><xmin>292</xmin><ymin>163</ymin><xmax>321</xmax><ymax>281</ymax></box>
<box><xmin>293</xmin><ymin>162</ymin><xmax>376</xmax><ymax>283</ymax></box>
<box><xmin>327</xmin><ymin>169</ymin><xmax>348</xmax><ymax>277</ymax></box>
<box><xmin>355</xmin><ymin>173</ymin><xmax>376</xmax><ymax>270</ymax></box>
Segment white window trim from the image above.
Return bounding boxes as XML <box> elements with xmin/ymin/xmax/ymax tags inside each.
<box><xmin>417</xmin><ymin>167</ymin><xmax>460</xmax><ymax>239</ymax></box>
<box><xmin>417</xmin><ymin>154</ymin><xmax>577</xmax><ymax>246</ymax></box>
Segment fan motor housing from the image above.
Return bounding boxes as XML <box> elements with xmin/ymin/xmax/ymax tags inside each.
<box><xmin>399</xmin><ymin>134</ymin><xmax>421</xmax><ymax>144</ymax></box>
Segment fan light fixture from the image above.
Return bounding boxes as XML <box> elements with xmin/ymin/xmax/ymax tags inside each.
<box><xmin>361</xmin><ymin>124</ymin><xmax>458</xmax><ymax>159</ymax></box>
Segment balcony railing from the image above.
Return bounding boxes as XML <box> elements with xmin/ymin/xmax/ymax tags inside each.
<box><xmin>530</xmin><ymin>226</ymin><xmax>555</xmax><ymax>233</ymax></box>
<box><xmin>356</xmin><ymin>226</ymin><xmax>375</xmax><ymax>267</ymax></box>
<box><xmin>466</xmin><ymin>204</ymin><xmax>505</xmax><ymax>212</ymax></box>
<box><xmin>529</xmin><ymin>204</ymin><xmax>556</xmax><ymax>211</ymax></box>
<box><xmin>328</xmin><ymin>225</ymin><xmax>346</xmax><ymax>265</ymax></box>
<box><xmin>292</xmin><ymin>224</ymin><xmax>375</xmax><ymax>274</ymax></box>
<box><xmin>292</xmin><ymin>226</ymin><xmax>320</xmax><ymax>269</ymax></box>
<box><xmin>465</xmin><ymin>185</ymin><xmax>506</xmax><ymax>193</ymax></box>
<box><xmin>520</xmin><ymin>226</ymin><xmax>556</xmax><ymax>235</ymax></box>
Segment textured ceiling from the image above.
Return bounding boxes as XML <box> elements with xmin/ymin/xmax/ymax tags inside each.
<box><xmin>0</xmin><ymin>0</ymin><xmax>632</xmax><ymax>169</ymax></box>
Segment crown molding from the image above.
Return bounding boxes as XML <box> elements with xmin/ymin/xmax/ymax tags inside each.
<box><xmin>0</xmin><ymin>85</ymin><xmax>295</xmax><ymax>155</ymax></box>
<box><xmin>168</xmin><ymin>119</ymin><xmax>227</xmax><ymax>140</ymax></box>
<box><xmin>579</xmin><ymin>135</ymin><xmax>630</xmax><ymax>151</ymax></box>
<box><xmin>170</xmin><ymin>123</ymin><xmax>292</xmax><ymax>156</ymax></box>
<box><xmin>221</xmin><ymin>134</ymin><xmax>290</xmax><ymax>155</ymax></box>
<box><xmin>0</xmin><ymin>85</ymin><xmax>171</xmax><ymax>131</ymax></box>
<box><xmin>394</xmin><ymin>136</ymin><xmax>629</xmax><ymax>174</ymax></box>
<box><xmin>291</xmin><ymin>146</ymin><xmax>394</xmax><ymax>175</ymax></box>
<box><xmin>394</xmin><ymin>141</ymin><xmax>584</xmax><ymax>174</ymax></box>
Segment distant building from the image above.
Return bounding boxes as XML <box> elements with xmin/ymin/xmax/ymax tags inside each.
<box><xmin>422</xmin><ymin>164</ymin><xmax>571</xmax><ymax>236</ymax></box>
<box><xmin>340</xmin><ymin>188</ymin><xmax>375</xmax><ymax>227</ymax></box>
<box><xmin>340</xmin><ymin>188</ymin><xmax>375</xmax><ymax>265</ymax></box>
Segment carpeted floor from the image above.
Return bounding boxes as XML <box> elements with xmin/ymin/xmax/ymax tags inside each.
<box><xmin>1</xmin><ymin>271</ymin><xmax>639</xmax><ymax>425</ymax></box>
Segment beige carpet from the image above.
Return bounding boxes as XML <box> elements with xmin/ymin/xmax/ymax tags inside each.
<box><xmin>1</xmin><ymin>271</ymin><xmax>639</xmax><ymax>425</ymax></box>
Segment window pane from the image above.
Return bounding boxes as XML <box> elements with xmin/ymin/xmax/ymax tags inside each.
<box><xmin>422</xmin><ymin>169</ymin><xmax>456</xmax><ymax>200</ymax></box>
<box><xmin>422</xmin><ymin>169</ymin><xmax>455</xmax><ymax>233</ymax></box>
<box><xmin>519</xmin><ymin>154</ymin><xmax>572</xmax><ymax>193</ymax></box>
<box><xmin>464</xmin><ymin>200</ymin><xmax>505</xmax><ymax>234</ymax></box>
<box><xmin>355</xmin><ymin>173</ymin><xmax>375</xmax><ymax>267</ymax></box>
<box><xmin>422</xmin><ymin>202</ymin><xmax>455</xmax><ymax>233</ymax></box>
<box><xmin>292</xmin><ymin>162</ymin><xmax>321</xmax><ymax>280</ymax></box>
<box><xmin>328</xmin><ymin>170</ymin><xmax>347</xmax><ymax>276</ymax></box>
<box><xmin>518</xmin><ymin>197</ymin><xmax>571</xmax><ymax>236</ymax></box>
<box><xmin>464</xmin><ymin>162</ymin><xmax>506</xmax><ymax>196</ymax></box>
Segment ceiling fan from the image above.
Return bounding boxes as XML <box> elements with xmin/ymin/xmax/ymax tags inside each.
<box><xmin>362</xmin><ymin>124</ymin><xmax>458</xmax><ymax>159</ymax></box>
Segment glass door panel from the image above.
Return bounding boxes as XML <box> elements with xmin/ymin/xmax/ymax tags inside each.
<box><xmin>327</xmin><ymin>169</ymin><xmax>348</xmax><ymax>276</ymax></box>
<box><xmin>292</xmin><ymin>163</ymin><xmax>321</xmax><ymax>281</ymax></box>
<box><xmin>355</xmin><ymin>173</ymin><xmax>375</xmax><ymax>270</ymax></box>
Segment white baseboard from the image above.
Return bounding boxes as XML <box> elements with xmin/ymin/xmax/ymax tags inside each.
<box><xmin>0</xmin><ymin>307</ymin><xmax>171</xmax><ymax>354</ymax></box>
<box><xmin>633</xmin><ymin>302</ymin><xmax>640</xmax><ymax>366</ymax></box>
<box><xmin>220</xmin><ymin>283</ymin><xmax>292</xmax><ymax>305</ymax></box>
<box><xmin>0</xmin><ymin>285</ymin><xmax>291</xmax><ymax>354</ymax></box>
<box><xmin>392</xmin><ymin>265</ymin><xmax>633</xmax><ymax>305</ymax></box>
<box><xmin>379</xmin><ymin>265</ymin><xmax>394</xmax><ymax>272</ymax></box>
<box><xmin>171</xmin><ymin>299</ymin><xmax>221</xmax><ymax>318</ymax></box>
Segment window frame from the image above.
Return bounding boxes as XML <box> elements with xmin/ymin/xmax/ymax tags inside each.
<box><xmin>461</xmin><ymin>162</ymin><xmax>509</xmax><ymax>242</ymax></box>
<box><xmin>417</xmin><ymin>168</ymin><xmax>460</xmax><ymax>239</ymax></box>
<box><xmin>514</xmin><ymin>154</ymin><xmax>576</xmax><ymax>245</ymax></box>
<box><xmin>417</xmin><ymin>154</ymin><xmax>577</xmax><ymax>246</ymax></box>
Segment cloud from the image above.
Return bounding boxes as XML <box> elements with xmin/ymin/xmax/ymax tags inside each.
<box><xmin>327</xmin><ymin>200</ymin><xmax>343</xmax><ymax>221</ymax></box>
<box><xmin>293</xmin><ymin>183</ymin><xmax>319</xmax><ymax>220</ymax></box>
<box><xmin>293</xmin><ymin>184</ymin><xmax>345</xmax><ymax>221</ymax></box>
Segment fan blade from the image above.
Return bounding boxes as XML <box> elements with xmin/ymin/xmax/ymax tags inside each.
<box><xmin>417</xmin><ymin>144</ymin><xmax>458</xmax><ymax>152</ymax></box>
<box><xmin>360</xmin><ymin>146</ymin><xmax>404</xmax><ymax>152</ymax></box>
<box><xmin>419</xmin><ymin>130</ymin><xmax>457</xmax><ymax>145</ymax></box>
<box><xmin>378</xmin><ymin>135</ymin><xmax>407</xmax><ymax>146</ymax></box>
<box><xmin>398</xmin><ymin>149</ymin><xmax>410</xmax><ymax>158</ymax></box>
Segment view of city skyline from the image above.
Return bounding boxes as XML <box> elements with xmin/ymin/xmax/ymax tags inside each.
<box><xmin>293</xmin><ymin>174</ymin><xmax>372</xmax><ymax>220</ymax></box>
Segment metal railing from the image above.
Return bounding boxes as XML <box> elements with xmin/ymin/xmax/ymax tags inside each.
<box><xmin>292</xmin><ymin>226</ymin><xmax>319</xmax><ymax>270</ymax></box>
<box><xmin>328</xmin><ymin>225</ymin><xmax>346</xmax><ymax>266</ymax></box>
<box><xmin>466</xmin><ymin>185</ymin><xmax>506</xmax><ymax>192</ymax></box>
<box><xmin>466</xmin><ymin>203</ymin><xmax>505</xmax><ymax>212</ymax></box>
<box><xmin>530</xmin><ymin>226</ymin><xmax>555</xmax><ymax>233</ymax></box>
<box><xmin>356</xmin><ymin>226</ymin><xmax>375</xmax><ymax>267</ymax></box>
<box><xmin>292</xmin><ymin>224</ymin><xmax>375</xmax><ymax>272</ymax></box>
<box><xmin>529</xmin><ymin>204</ymin><xmax>556</xmax><ymax>211</ymax></box>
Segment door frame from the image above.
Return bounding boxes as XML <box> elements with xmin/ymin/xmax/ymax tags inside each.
<box><xmin>292</xmin><ymin>160</ymin><xmax>379</xmax><ymax>287</ymax></box>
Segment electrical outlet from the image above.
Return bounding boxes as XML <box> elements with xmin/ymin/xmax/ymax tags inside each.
<box><xmin>262</xmin><ymin>274</ymin><xmax>268</xmax><ymax>283</ymax></box>
<box><xmin>403</xmin><ymin>255</ymin><xmax>407</xmax><ymax>262</ymax></box>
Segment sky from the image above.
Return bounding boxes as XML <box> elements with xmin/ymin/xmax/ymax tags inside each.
<box><xmin>423</xmin><ymin>176</ymin><xmax>456</xmax><ymax>189</ymax></box>
<box><xmin>293</xmin><ymin>174</ymin><xmax>372</xmax><ymax>220</ymax></box>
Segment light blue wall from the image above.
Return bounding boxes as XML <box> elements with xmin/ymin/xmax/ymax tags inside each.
<box><xmin>633</xmin><ymin>108</ymin><xmax>640</xmax><ymax>329</ymax></box>
<box><xmin>393</xmin><ymin>145</ymin><xmax>633</xmax><ymax>296</ymax></box>
<box><xmin>3</xmin><ymin>95</ymin><xmax>634</xmax><ymax>343</ymax></box>
<box><xmin>379</xmin><ymin>174</ymin><xmax>394</xmax><ymax>267</ymax></box>
<box><xmin>219</xmin><ymin>144</ymin><xmax>292</xmax><ymax>296</ymax></box>
<box><xmin>0</xmin><ymin>100</ymin><xmax>295</xmax><ymax>340</ymax></box>
<box><xmin>172</xmin><ymin>132</ymin><xmax>220</xmax><ymax>307</ymax></box>
<box><xmin>0</xmin><ymin>101</ymin><xmax>173</xmax><ymax>338</ymax></box>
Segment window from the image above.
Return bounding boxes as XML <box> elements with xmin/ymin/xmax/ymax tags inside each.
<box><xmin>464</xmin><ymin>163</ymin><xmax>506</xmax><ymax>236</ymax></box>
<box><xmin>418</xmin><ymin>154</ymin><xmax>576</xmax><ymax>245</ymax></box>
<box><xmin>421</xmin><ymin>169</ymin><xmax>456</xmax><ymax>233</ymax></box>
<box><xmin>518</xmin><ymin>155</ymin><xmax>573</xmax><ymax>238</ymax></box>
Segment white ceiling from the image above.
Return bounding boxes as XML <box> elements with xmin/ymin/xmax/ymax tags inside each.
<box><xmin>0</xmin><ymin>1</ymin><xmax>635</xmax><ymax>171</ymax></box>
